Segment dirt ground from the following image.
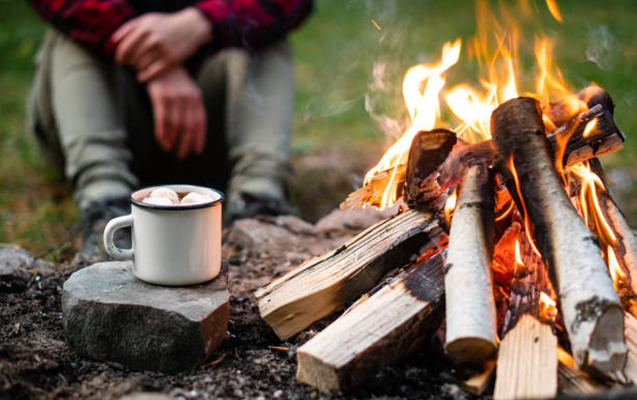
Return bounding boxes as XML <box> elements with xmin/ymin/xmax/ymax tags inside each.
<box><xmin>0</xmin><ymin>207</ymin><xmax>482</xmax><ymax>400</ymax></box>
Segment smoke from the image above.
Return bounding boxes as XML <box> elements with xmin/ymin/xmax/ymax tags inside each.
<box><xmin>585</xmin><ymin>25</ymin><xmax>616</xmax><ymax>71</ymax></box>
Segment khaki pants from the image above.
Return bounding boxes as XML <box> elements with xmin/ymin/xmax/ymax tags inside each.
<box><xmin>27</xmin><ymin>30</ymin><xmax>294</xmax><ymax>211</ymax></box>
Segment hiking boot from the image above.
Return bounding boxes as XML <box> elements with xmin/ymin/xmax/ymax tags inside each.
<box><xmin>78</xmin><ymin>196</ymin><xmax>131</xmax><ymax>260</ymax></box>
<box><xmin>227</xmin><ymin>192</ymin><xmax>293</xmax><ymax>224</ymax></box>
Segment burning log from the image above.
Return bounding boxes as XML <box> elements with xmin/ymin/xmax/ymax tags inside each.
<box><xmin>255</xmin><ymin>209</ymin><xmax>444</xmax><ymax>340</ymax></box>
<box><xmin>491</xmin><ymin>97</ymin><xmax>626</xmax><ymax>380</ymax></box>
<box><xmin>444</xmin><ymin>164</ymin><xmax>498</xmax><ymax>364</ymax></box>
<box><xmin>623</xmin><ymin>312</ymin><xmax>637</xmax><ymax>383</ymax></box>
<box><xmin>586</xmin><ymin>159</ymin><xmax>637</xmax><ymax>311</ymax></box>
<box><xmin>296</xmin><ymin>251</ymin><xmax>445</xmax><ymax>394</ymax></box>
<box><xmin>493</xmin><ymin>314</ymin><xmax>558</xmax><ymax>400</ymax></box>
<box><xmin>405</xmin><ymin>129</ymin><xmax>457</xmax><ymax>208</ymax></box>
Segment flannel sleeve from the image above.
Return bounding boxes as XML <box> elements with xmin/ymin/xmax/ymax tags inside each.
<box><xmin>194</xmin><ymin>0</ymin><xmax>313</xmax><ymax>50</ymax></box>
<box><xmin>27</xmin><ymin>0</ymin><xmax>136</xmax><ymax>57</ymax></box>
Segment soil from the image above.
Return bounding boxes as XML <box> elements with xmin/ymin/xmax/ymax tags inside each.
<box><xmin>1</xmin><ymin>211</ymin><xmax>475</xmax><ymax>400</ymax></box>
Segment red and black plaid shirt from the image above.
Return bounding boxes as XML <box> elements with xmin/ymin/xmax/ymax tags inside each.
<box><xmin>28</xmin><ymin>0</ymin><xmax>313</xmax><ymax>58</ymax></box>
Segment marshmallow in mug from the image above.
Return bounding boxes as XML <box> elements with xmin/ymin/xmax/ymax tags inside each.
<box><xmin>142</xmin><ymin>187</ymin><xmax>216</xmax><ymax>206</ymax></box>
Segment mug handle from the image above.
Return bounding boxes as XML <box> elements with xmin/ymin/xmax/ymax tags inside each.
<box><xmin>103</xmin><ymin>214</ymin><xmax>134</xmax><ymax>260</ymax></box>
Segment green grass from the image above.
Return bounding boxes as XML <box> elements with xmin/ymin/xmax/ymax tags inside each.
<box><xmin>1</xmin><ymin>0</ymin><xmax>637</xmax><ymax>256</ymax></box>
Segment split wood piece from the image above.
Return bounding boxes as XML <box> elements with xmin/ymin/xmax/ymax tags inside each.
<box><xmin>340</xmin><ymin>165</ymin><xmax>406</xmax><ymax>210</ymax></box>
<box><xmin>444</xmin><ymin>164</ymin><xmax>498</xmax><ymax>364</ymax></box>
<box><xmin>491</xmin><ymin>96</ymin><xmax>626</xmax><ymax>380</ymax></box>
<box><xmin>255</xmin><ymin>209</ymin><xmax>444</xmax><ymax>340</ymax></box>
<box><xmin>557</xmin><ymin>347</ymin><xmax>604</xmax><ymax>395</ymax></box>
<box><xmin>546</xmin><ymin>85</ymin><xmax>616</xmax><ymax>129</ymax></box>
<box><xmin>296</xmin><ymin>251</ymin><xmax>446</xmax><ymax>394</ymax></box>
<box><xmin>622</xmin><ymin>312</ymin><xmax>637</xmax><ymax>384</ymax></box>
<box><xmin>405</xmin><ymin>129</ymin><xmax>457</xmax><ymax>208</ymax></box>
<box><xmin>493</xmin><ymin>314</ymin><xmax>558</xmax><ymax>400</ymax></box>
<box><xmin>462</xmin><ymin>360</ymin><xmax>496</xmax><ymax>396</ymax></box>
<box><xmin>588</xmin><ymin>158</ymin><xmax>637</xmax><ymax>310</ymax></box>
<box><xmin>550</xmin><ymin>103</ymin><xmax>623</xmax><ymax>171</ymax></box>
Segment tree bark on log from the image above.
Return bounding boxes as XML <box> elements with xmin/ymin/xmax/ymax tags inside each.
<box><xmin>491</xmin><ymin>97</ymin><xmax>626</xmax><ymax>380</ymax></box>
<box><xmin>296</xmin><ymin>251</ymin><xmax>446</xmax><ymax>394</ymax></box>
<box><xmin>622</xmin><ymin>312</ymin><xmax>637</xmax><ymax>384</ymax></box>
<box><xmin>493</xmin><ymin>314</ymin><xmax>558</xmax><ymax>400</ymax></box>
<box><xmin>255</xmin><ymin>209</ymin><xmax>444</xmax><ymax>340</ymax></box>
<box><xmin>444</xmin><ymin>164</ymin><xmax>498</xmax><ymax>364</ymax></box>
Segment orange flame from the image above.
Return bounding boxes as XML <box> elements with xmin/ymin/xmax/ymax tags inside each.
<box><xmin>583</xmin><ymin>118</ymin><xmax>598</xmax><ymax>138</ymax></box>
<box><xmin>444</xmin><ymin>189</ymin><xmax>458</xmax><ymax>228</ymax></box>
<box><xmin>545</xmin><ymin>0</ymin><xmax>563</xmax><ymax>22</ymax></box>
<box><xmin>539</xmin><ymin>291</ymin><xmax>558</xmax><ymax>320</ymax></box>
<box><xmin>364</xmin><ymin>39</ymin><xmax>461</xmax><ymax>208</ymax></box>
<box><xmin>607</xmin><ymin>246</ymin><xmax>627</xmax><ymax>292</ymax></box>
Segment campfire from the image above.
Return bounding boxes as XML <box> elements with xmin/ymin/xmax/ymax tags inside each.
<box><xmin>256</xmin><ymin>2</ymin><xmax>636</xmax><ymax>398</ymax></box>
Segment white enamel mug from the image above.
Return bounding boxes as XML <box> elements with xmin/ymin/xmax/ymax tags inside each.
<box><xmin>103</xmin><ymin>184</ymin><xmax>224</xmax><ymax>286</ymax></box>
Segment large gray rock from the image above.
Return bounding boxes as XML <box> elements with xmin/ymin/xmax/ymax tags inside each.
<box><xmin>62</xmin><ymin>261</ymin><xmax>229</xmax><ymax>373</ymax></box>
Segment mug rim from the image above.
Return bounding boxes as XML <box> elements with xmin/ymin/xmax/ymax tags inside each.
<box><xmin>130</xmin><ymin>184</ymin><xmax>225</xmax><ymax>211</ymax></box>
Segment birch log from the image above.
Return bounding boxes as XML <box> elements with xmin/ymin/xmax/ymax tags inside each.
<box><xmin>444</xmin><ymin>164</ymin><xmax>497</xmax><ymax>363</ymax></box>
<box><xmin>491</xmin><ymin>97</ymin><xmax>626</xmax><ymax>380</ymax></box>
<box><xmin>255</xmin><ymin>209</ymin><xmax>444</xmax><ymax>340</ymax></box>
<box><xmin>557</xmin><ymin>347</ymin><xmax>604</xmax><ymax>395</ymax></box>
<box><xmin>296</xmin><ymin>251</ymin><xmax>446</xmax><ymax>393</ymax></box>
<box><xmin>622</xmin><ymin>312</ymin><xmax>637</xmax><ymax>384</ymax></box>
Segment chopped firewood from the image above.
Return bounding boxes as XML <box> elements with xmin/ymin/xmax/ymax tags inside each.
<box><xmin>340</xmin><ymin>165</ymin><xmax>406</xmax><ymax>210</ymax></box>
<box><xmin>405</xmin><ymin>129</ymin><xmax>457</xmax><ymax>208</ymax></box>
<box><xmin>491</xmin><ymin>97</ymin><xmax>626</xmax><ymax>380</ymax></box>
<box><xmin>546</xmin><ymin>85</ymin><xmax>615</xmax><ymax>128</ymax></box>
<box><xmin>296</xmin><ymin>251</ymin><xmax>446</xmax><ymax>394</ymax></box>
<box><xmin>551</xmin><ymin>103</ymin><xmax>623</xmax><ymax>171</ymax></box>
<box><xmin>444</xmin><ymin>164</ymin><xmax>498</xmax><ymax>364</ymax></box>
<box><xmin>462</xmin><ymin>360</ymin><xmax>496</xmax><ymax>396</ymax></box>
<box><xmin>493</xmin><ymin>314</ymin><xmax>558</xmax><ymax>400</ymax></box>
<box><xmin>622</xmin><ymin>312</ymin><xmax>637</xmax><ymax>384</ymax></box>
<box><xmin>255</xmin><ymin>209</ymin><xmax>445</xmax><ymax>340</ymax></box>
<box><xmin>557</xmin><ymin>347</ymin><xmax>604</xmax><ymax>395</ymax></box>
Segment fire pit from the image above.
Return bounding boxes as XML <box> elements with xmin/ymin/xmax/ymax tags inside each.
<box><xmin>256</xmin><ymin>2</ymin><xmax>637</xmax><ymax>398</ymax></box>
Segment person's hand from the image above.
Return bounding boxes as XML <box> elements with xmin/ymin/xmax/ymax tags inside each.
<box><xmin>146</xmin><ymin>66</ymin><xmax>207</xmax><ymax>159</ymax></box>
<box><xmin>112</xmin><ymin>8</ymin><xmax>213</xmax><ymax>82</ymax></box>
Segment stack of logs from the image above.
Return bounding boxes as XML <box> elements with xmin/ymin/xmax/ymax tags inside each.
<box><xmin>256</xmin><ymin>86</ymin><xmax>637</xmax><ymax>399</ymax></box>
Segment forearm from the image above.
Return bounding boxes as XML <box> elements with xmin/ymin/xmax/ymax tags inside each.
<box><xmin>27</xmin><ymin>0</ymin><xmax>136</xmax><ymax>57</ymax></box>
<box><xmin>195</xmin><ymin>0</ymin><xmax>313</xmax><ymax>50</ymax></box>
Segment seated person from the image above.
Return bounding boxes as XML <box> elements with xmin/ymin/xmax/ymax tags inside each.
<box><xmin>26</xmin><ymin>0</ymin><xmax>314</xmax><ymax>256</ymax></box>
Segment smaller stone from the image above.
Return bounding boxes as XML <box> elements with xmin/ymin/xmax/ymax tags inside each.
<box><xmin>62</xmin><ymin>261</ymin><xmax>229</xmax><ymax>372</ymax></box>
<box><xmin>0</xmin><ymin>246</ymin><xmax>35</xmax><ymax>290</ymax></box>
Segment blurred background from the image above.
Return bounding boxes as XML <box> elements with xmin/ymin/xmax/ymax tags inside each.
<box><xmin>1</xmin><ymin>0</ymin><xmax>636</xmax><ymax>260</ymax></box>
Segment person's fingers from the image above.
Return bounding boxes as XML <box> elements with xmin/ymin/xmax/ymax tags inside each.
<box><xmin>114</xmin><ymin>27</ymin><xmax>148</xmax><ymax>65</ymax></box>
<box><xmin>177</xmin><ymin>102</ymin><xmax>195</xmax><ymax>159</ymax></box>
<box><xmin>167</xmin><ymin>98</ymin><xmax>182</xmax><ymax>153</ymax></box>
<box><xmin>137</xmin><ymin>59</ymin><xmax>172</xmax><ymax>83</ymax></box>
<box><xmin>111</xmin><ymin>19</ymin><xmax>136</xmax><ymax>44</ymax></box>
<box><xmin>194</xmin><ymin>101</ymin><xmax>207</xmax><ymax>155</ymax></box>
<box><xmin>133</xmin><ymin>49</ymin><xmax>161</xmax><ymax>78</ymax></box>
<box><xmin>150</xmin><ymin>92</ymin><xmax>169</xmax><ymax>151</ymax></box>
